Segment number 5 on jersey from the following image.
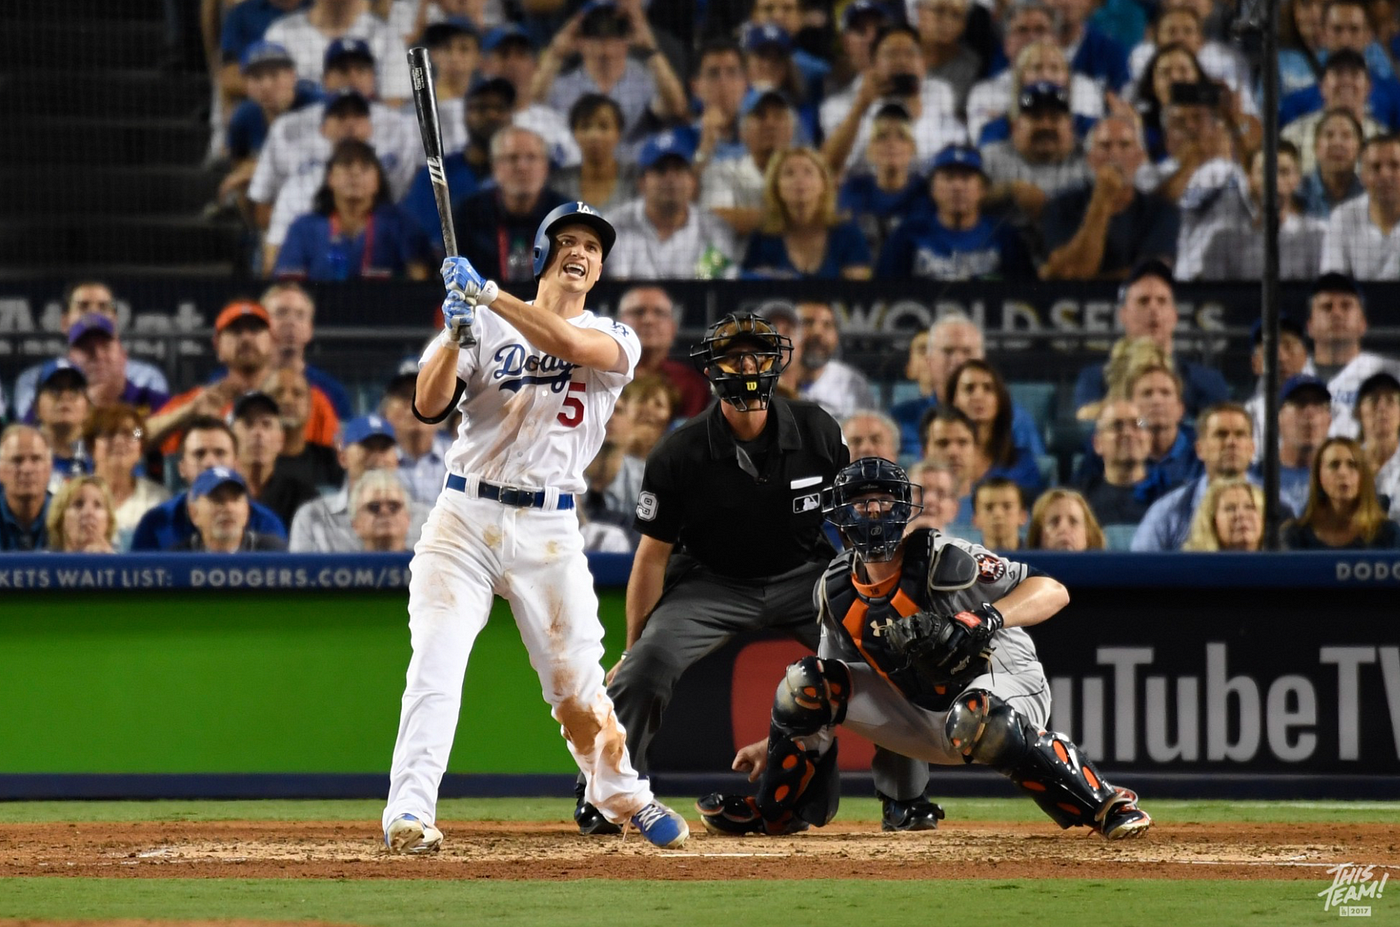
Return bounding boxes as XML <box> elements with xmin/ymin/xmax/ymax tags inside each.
<box><xmin>558</xmin><ymin>381</ymin><xmax>586</xmax><ymax>427</ymax></box>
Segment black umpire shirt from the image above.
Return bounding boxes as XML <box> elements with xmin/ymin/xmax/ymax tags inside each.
<box><xmin>632</xmin><ymin>396</ymin><xmax>850</xmax><ymax>579</ymax></box>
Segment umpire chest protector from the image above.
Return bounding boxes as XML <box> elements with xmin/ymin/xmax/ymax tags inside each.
<box><xmin>823</xmin><ymin>529</ymin><xmax>987</xmax><ymax>712</ymax></box>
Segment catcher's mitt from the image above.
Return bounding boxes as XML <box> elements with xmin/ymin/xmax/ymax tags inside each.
<box><xmin>883</xmin><ymin>604</ymin><xmax>1004</xmax><ymax>686</ymax></box>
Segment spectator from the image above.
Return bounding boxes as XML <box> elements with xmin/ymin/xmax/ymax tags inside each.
<box><xmin>531</xmin><ymin>1</ymin><xmax>688</xmax><ymax>145</ymax></box>
<box><xmin>981</xmin><ymin>82</ymin><xmax>1092</xmax><ymax>225</ymax></box>
<box><xmin>85</xmin><ymin>404</ymin><xmax>170</xmax><ymax>550</ymax></box>
<box><xmin>1045</xmin><ymin>0</ymin><xmax>1130</xmax><ymax>92</ymax></box>
<box><xmin>131</xmin><ymin>417</ymin><xmax>289</xmax><ymax>551</ymax></box>
<box><xmin>1306</xmin><ymin>271</ymin><xmax>1400</xmax><ymax>435</ymax></box>
<box><xmin>1127</xmin><ymin>361</ymin><xmax>1202</xmax><ymax>493</ymax></box>
<box><xmin>65</xmin><ymin>313</ymin><xmax>170</xmax><ymax>417</ymax></box>
<box><xmin>478</xmin><ymin>24</ymin><xmax>580</xmax><ymax>168</ymax></box>
<box><xmin>1283</xmin><ymin>51</ymin><xmax>1385</xmax><ymax>174</ymax></box>
<box><xmin>746</xmin><ymin>0</ymin><xmax>831</xmax><ymax>90</ymax></box>
<box><xmin>1075</xmin><ymin>335</ymin><xmax>1170</xmax><ymax>424</ymax></box>
<box><xmin>971</xmin><ymin>40</ymin><xmax>1103</xmax><ymax>145</ymax></box>
<box><xmin>1321</xmin><ymin>134</ymin><xmax>1400</xmax><ymax>279</ymax></box>
<box><xmin>783</xmin><ymin>301</ymin><xmax>877</xmax><ymax>418</ymax></box>
<box><xmin>44</xmin><ymin>476</ymin><xmax>117</xmax><ymax>554</ymax></box>
<box><xmin>947</xmin><ymin>358</ymin><xmax>1045</xmax><ymax>497</ymax></box>
<box><xmin>216</xmin><ymin>0</ymin><xmax>310</xmax><ymax>121</ymax></box>
<box><xmin>420</xmin><ymin>18</ymin><xmax>481</xmax><ymax>152</ymax></box>
<box><xmin>966</xmin><ymin>5</ymin><xmax>1099</xmax><ymax>140</ymax></box>
<box><xmin>580</xmin><ymin>392</ymin><xmax>643</xmax><ymax>532</ymax></box>
<box><xmin>1126</xmin><ymin>5</ymin><xmax>1256</xmax><ymax>119</ymax></box>
<box><xmin>970</xmin><ymin>476</ymin><xmax>1026</xmax><ymax>550</ymax></box>
<box><xmin>1197</xmin><ymin>142</ymin><xmax>1329</xmax><ymax>280</ymax></box>
<box><xmin>0</xmin><ymin>425</ymin><xmax>53</xmax><ymax>552</ymax></box>
<box><xmin>703</xmin><ymin>90</ymin><xmax>797</xmax><ymax>238</ymax></box>
<box><xmin>617</xmin><ymin>375</ymin><xmax>680</xmax><ymax>460</ymax></box>
<box><xmin>263</xmin><ymin>0</ymin><xmax>412</xmax><ymax>105</ymax></box>
<box><xmin>904</xmin><ymin>459</ymin><xmax>960</xmax><ymax>532</ymax></box>
<box><xmin>289</xmin><ymin>414</ymin><xmax>429</xmax><ymax>552</ymax></box>
<box><xmin>684</xmin><ymin>39</ymin><xmax>750</xmax><ymax>165</ymax></box>
<box><xmin>1356</xmin><ymin>371</ymin><xmax>1400</xmax><ymax>517</ymax></box>
<box><xmin>1072</xmin><ymin>260</ymin><xmax>1229</xmax><ymax>416</ymax></box>
<box><xmin>220</xmin><ymin>42</ymin><xmax>322</xmax><ymax>208</ymax></box>
<box><xmin>1278</xmin><ymin>0</ymin><xmax>1329</xmax><ymax>99</ymax></box>
<box><xmin>173</xmin><ymin>467</ymin><xmax>289</xmax><ymax>552</ymax></box>
<box><xmin>910</xmin><ymin>0</ymin><xmax>983</xmax><ymax>110</ymax></box>
<box><xmin>1131</xmin><ymin>402</ymin><xmax>1256</xmax><ymax>551</ymax></box>
<box><xmin>274</xmin><ymin>139</ymin><xmax>430</xmax><ymax>280</ymax></box>
<box><xmin>1078</xmin><ymin>399</ymin><xmax>1152</xmax><ymax>525</ymax></box>
<box><xmin>1181</xmin><ymin>478</ymin><xmax>1266</xmax><ymax>551</ymax></box>
<box><xmin>400</xmin><ymin>77</ymin><xmax>514</xmax><ymax>247</ymax></box>
<box><xmin>1277</xmin><ymin>375</ymin><xmax>1335</xmax><ymax>514</ymax></box>
<box><xmin>606</xmin><ymin>132</ymin><xmax>738</xmax><ymax>279</ymax></box>
<box><xmin>741</xmin><ymin>24</ymin><xmax>814</xmax><ymax>123</ymax></box>
<box><xmin>878</xmin><ymin>144</ymin><xmax>1037</xmax><ymax>280</ymax></box>
<box><xmin>262</xmin><ymin>366</ymin><xmax>345</xmax><ymax>489</ymax></box>
<box><xmin>553</xmin><ymin>95</ymin><xmax>638</xmax><ymax>214</ymax></box>
<box><xmin>260</xmin><ymin>282</ymin><xmax>352</xmax><ymax>419</ymax></box>
<box><xmin>1284</xmin><ymin>436</ymin><xmax>1400</xmax><ymax>548</ymax></box>
<box><xmin>32</xmin><ymin>362</ymin><xmax>93</xmax><ymax>490</ymax></box>
<box><xmin>349</xmin><ymin>468</ymin><xmax>413</xmax><ymax>551</ymax></box>
<box><xmin>1131</xmin><ymin>42</ymin><xmax>1210</xmax><ymax>162</ymax></box>
<box><xmin>1244</xmin><ymin>316</ymin><xmax>1315</xmax><ymax>459</ymax></box>
<box><xmin>1026</xmin><ymin>488</ymin><xmax>1105</xmax><ymax>550</ymax></box>
<box><xmin>821</xmin><ymin>0</ymin><xmax>896</xmax><ymax>134</ymax></box>
<box><xmin>1041</xmin><ymin>116</ymin><xmax>1180</xmax><ymax>280</ymax></box>
<box><xmin>11</xmin><ymin>282</ymin><xmax>168</xmax><ymax>423</ymax></box>
<box><xmin>379</xmin><ymin>360</ymin><xmax>448</xmax><ymax>505</ymax></box>
<box><xmin>838</xmin><ymin>104</ymin><xmax>927</xmax><ymax>257</ymax></box>
<box><xmin>821</xmin><ymin>24</ymin><xmax>964</xmax><ymax>174</ymax></box>
<box><xmin>451</xmin><ymin>127</ymin><xmax>568</xmax><ymax>281</ymax></box>
<box><xmin>1280</xmin><ymin>0</ymin><xmax>1400</xmax><ymax>124</ymax></box>
<box><xmin>1298</xmin><ymin>109</ymin><xmax>1368</xmax><ymax>217</ymax></box>
<box><xmin>842</xmin><ymin>411</ymin><xmax>901</xmax><ymax>462</ymax></box>
<box><xmin>231</xmin><ymin>391</ymin><xmax>320</xmax><ymax>528</ymax></box>
<box><xmin>742</xmin><ymin>148</ymin><xmax>873</xmax><ymax>279</ymax></box>
<box><xmin>921</xmin><ymin>405</ymin><xmax>979</xmax><ymax>523</ymax></box>
<box><xmin>616</xmin><ymin>287</ymin><xmax>710</xmax><ymax>419</ymax></box>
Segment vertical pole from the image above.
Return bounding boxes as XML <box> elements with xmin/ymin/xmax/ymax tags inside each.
<box><xmin>1261</xmin><ymin>0</ymin><xmax>1283</xmax><ymax>549</ymax></box>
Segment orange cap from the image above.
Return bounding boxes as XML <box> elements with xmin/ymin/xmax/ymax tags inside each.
<box><xmin>214</xmin><ymin>300</ymin><xmax>271</xmax><ymax>333</ymax></box>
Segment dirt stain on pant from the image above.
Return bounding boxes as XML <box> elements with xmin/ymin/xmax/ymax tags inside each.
<box><xmin>557</xmin><ymin>694</ymin><xmax>625</xmax><ymax>771</ymax></box>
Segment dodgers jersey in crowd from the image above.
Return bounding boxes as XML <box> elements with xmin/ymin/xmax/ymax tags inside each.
<box><xmin>419</xmin><ymin>306</ymin><xmax>641</xmax><ymax>494</ymax></box>
<box><xmin>1325</xmin><ymin>352</ymin><xmax>1400</xmax><ymax>439</ymax></box>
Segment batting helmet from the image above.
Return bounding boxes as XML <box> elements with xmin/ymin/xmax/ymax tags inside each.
<box><xmin>824</xmin><ymin>458</ymin><xmax>923</xmax><ymax>562</ymax></box>
<box><xmin>689</xmin><ymin>313</ymin><xmax>792</xmax><ymax>412</ymax></box>
<box><xmin>531</xmin><ymin>201</ymin><xmax>616</xmax><ymax>279</ymax></box>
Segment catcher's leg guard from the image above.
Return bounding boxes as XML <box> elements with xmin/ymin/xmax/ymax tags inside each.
<box><xmin>751</xmin><ymin>657</ymin><xmax>849</xmax><ymax>827</ymax></box>
<box><xmin>946</xmin><ymin>690</ymin><xmax>1134</xmax><ymax>833</ymax></box>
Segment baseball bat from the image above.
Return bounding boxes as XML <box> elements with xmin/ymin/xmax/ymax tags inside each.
<box><xmin>407</xmin><ymin>46</ymin><xmax>476</xmax><ymax>347</ymax></box>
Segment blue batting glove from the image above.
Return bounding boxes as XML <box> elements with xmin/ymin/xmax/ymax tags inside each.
<box><xmin>440</xmin><ymin>256</ymin><xmax>499</xmax><ymax>306</ymax></box>
<box><xmin>441</xmin><ymin>288</ymin><xmax>476</xmax><ymax>341</ymax></box>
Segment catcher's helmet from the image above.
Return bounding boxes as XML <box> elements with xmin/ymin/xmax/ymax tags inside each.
<box><xmin>532</xmin><ymin>201</ymin><xmax>616</xmax><ymax>279</ymax></box>
<box><xmin>689</xmin><ymin>313</ymin><xmax>793</xmax><ymax>411</ymax></box>
<box><xmin>824</xmin><ymin>457</ymin><xmax>923</xmax><ymax>562</ymax></box>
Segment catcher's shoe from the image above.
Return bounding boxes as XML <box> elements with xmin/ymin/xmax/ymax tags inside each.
<box><xmin>1097</xmin><ymin>787</ymin><xmax>1152</xmax><ymax>840</ymax></box>
<box><xmin>574</xmin><ymin>781</ymin><xmax>622</xmax><ymax>836</ymax></box>
<box><xmin>629</xmin><ymin>800</ymin><xmax>689</xmax><ymax>849</ymax></box>
<box><xmin>880</xmin><ymin>793</ymin><xmax>946</xmax><ymax>832</ymax></box>
<box><xmin>696</xmin><ymin>793</ymin><xmax>810</xmax><ymax>836</ymax></box>
<box><xmin>385</xmin><ymin>813</ymin><xmax>443</xmax><ymax>854</ymax></box>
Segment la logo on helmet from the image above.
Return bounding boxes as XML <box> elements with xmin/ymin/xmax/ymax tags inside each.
<box><xmin>574</xmin><ymin>202</ymin><xmax>596</xmax><ymax>215</ymax></box>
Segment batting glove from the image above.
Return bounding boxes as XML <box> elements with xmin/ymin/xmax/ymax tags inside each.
<box><xmin>442</xmin><ymin>288</ymin><xmax>476</xmax><ymax>342</ymax></box>
<box><xmin>440</xmin><ymin>256</ymin><xmax>499</xmax><ymax>307</ymax></box>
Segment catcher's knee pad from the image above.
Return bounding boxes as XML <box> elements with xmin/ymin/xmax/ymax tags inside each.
<box><xmin>771</xmin><ymin>656</ymin><xmax>850</xmax><ymax>737</ymax></box>
<box><xmin>756</xmin><ymin>734</ymin><xmax>840</xmax><ymax>827</ymax></box>
<box><xmin>945</xmin><ymin>690</ymin><xmax>1121</xmax><ymax>830</ymax></box>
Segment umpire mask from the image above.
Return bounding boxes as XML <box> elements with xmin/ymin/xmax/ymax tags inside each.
<box><xmin>690</xmin><ymin>313</ymin><xmax>792</xmax><ymax>412</ymax></box>
<box><xmin>824</xmin><ymin>458</ymin><xmax>923</xmax><ymax>562</ymax></box>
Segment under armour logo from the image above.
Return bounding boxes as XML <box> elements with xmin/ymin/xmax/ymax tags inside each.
<box><xmin>868</xmin><ymin>618</ymin><xmax>897</xmax><ymax>639</ymax></box>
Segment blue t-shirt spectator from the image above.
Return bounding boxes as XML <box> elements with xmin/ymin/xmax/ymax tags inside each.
<box><xmin>220</xmin><ymin>0</ymin><xmax>311</xmax><ymax>64</ymax></box>
<box><xmin>890</xmin><ymin>393</ymin><xmax>1046</xmax><ymax>461</ymax></box>
<box><xmin>226</xmin><ymin>80</ymin><xmax>323</xmax><ymax>160</ymax></box>
<box><xmin>976</xmin><ymin>113</ymin><xmax>1098</xmax><ymax>146</ymax></box>
<box><xmin>275</xmin><ymin>204</ymin><xmax>429</xmax><ymax>281</ymax></box>
<box><xmin>741</xmin><ymin>221</ymin><xmax>871</xmax><ymax>279</ymax></box>
<box><xmin>1069</xmin><ymin>25</ymin><xmax>1129</xmax><ymax>94</ymax></box>
<box><xmin>1075</xmin><ymin>422</ymin><xmax>1203</xmax><ymax>506</ymax></box>
<box><xmin>1279</xmin><ymin>80</ymin><xmax>1400</xmax><ymax>130</ymax></box>
<box><xmin>838</xmin><ymin>172</ymin><xmax>927</xmax><ymax>254</ymax></box>
<box><xmin>876</xmin><ymin>213</ymin><xmax>1036</xmax><ymax>280</ymax></box>
<box><xmin>0</xmin><ymin>490</ymin><xmax>49</xmax><ymax>552</ymax></box>
<box><xmin>400</xmin><ymin>153</ymin><xmax>490</xmax><ymax>248</ymax></box>
<box><xmin>130</xmin><ymin>492</ymin><xmax>287</xmax><ymax>552</ymax></box>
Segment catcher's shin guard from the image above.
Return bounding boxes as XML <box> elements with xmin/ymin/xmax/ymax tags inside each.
<box><xmin>945</xmin><ymin>690</ymin><xmax>1129</xmax><ymax>832</ymax></box>
<box><xmin>756</xmin><ymin>734</ymin><xmax>840</xmax><ymax>827</ymax></box>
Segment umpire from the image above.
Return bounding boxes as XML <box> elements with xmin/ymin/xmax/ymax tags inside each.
<box><xmin>575</xmin><ymin>313</ymin><xmax>940</xmax><ymax>834</ymax></box>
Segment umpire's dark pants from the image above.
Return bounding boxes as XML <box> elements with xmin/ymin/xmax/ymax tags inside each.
<box><xmin>588</xmin><ymin>553</ymin><xmax>930</xmax><ymax>800</ymax></box>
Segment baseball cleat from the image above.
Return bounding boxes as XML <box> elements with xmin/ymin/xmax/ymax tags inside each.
<box><xmin>696</xmin><ymin>793</ymin><xmax>809</xmax><ymax>836</ymax></box>
<box><xmin>1097</xmin><ymin>787</ymin><xmax>1152</xmax><ymax>840</ymax></box>
<box><xmin>629</xmin><ymin>800</ymin><xmax>690</xmax><ymax>849</ymax></box>
<box><xmin>574</xmin><ymin>782</ymin><xmax>622</xmax><ymax>836</ymax></box>
<box><xmin>880</xmin><ymin>793</ymin><xmax>946</xmax><ymax>832</ymax></box>
<box><xmin>385</xmin><ymin>813</ymin><xmax>444</xmax><ymax>854</ymax></box>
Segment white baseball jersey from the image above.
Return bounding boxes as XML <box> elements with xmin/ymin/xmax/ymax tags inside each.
<box><xmin>420</xmin><ymin>306</ymin><xmax>641</xmax><ymax>495</ymax></box>
<box><xmin>263</xmin><ymin>11</ymin><xmax>413</xmax><ymax>101</ymax></box>
<box><xmin>1326</xmin><ymin>351</ymin><xmax>1400</xmax><ymax>439</ymax></box>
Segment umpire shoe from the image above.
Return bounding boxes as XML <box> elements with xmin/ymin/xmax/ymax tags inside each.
<box><xmin>574</xmin><ymin>782</ymin><xmax>622</xmax><ymax>836</ymax></box>
<box><xmin>880</xmin><ymin>793</ymin><xmax>946</xmax><ymax>832</ymax></box>
<box><xmin>696</xmin><ymin>793</ymin><xmax>809</xmax><ymax>836</ymax></box>
<box><xmin>385</xmin><ymin>814</ymin><xmax>443</xmax><ymax>854</ymax></box>
<box><xmin>1098</xmin><ymin>787</ymin><xmax>1152</xmax><ymax>840</ymax></box>
<box><xmin>629</xmin><ymin>800</ymin><xmax>690</xmax><ymax>849</ymax></box>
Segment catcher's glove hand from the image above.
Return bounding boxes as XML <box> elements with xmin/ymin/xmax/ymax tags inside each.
<box><xmin>884</xmin><ymin>604</ymin><xmax>1004</xmax><ymax>683</ymax></box>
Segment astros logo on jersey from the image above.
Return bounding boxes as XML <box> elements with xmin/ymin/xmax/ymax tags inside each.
<box><xmin>491</xmin><ymin>343</ymin><xmax>577</xmax><ymax>393</ymax></box>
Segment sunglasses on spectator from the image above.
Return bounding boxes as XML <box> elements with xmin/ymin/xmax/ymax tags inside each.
<box><xmin>1105</xmin><ymin>418</ymin><xmax>1148</xmax><ymax>432</ymax></box>
<box><xmin>364</xmin><ymin>500</ymin><xmax>405</xmax><ymax>516</ymax></box>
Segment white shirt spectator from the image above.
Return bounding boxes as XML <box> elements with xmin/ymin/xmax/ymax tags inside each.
<box><xmin>264</xmin><ymin>10</ymin><xmax>413</xmax><ymax>100</ymax></box>
<box><xmin>581</xmin><ymin>519</ymin><xmax>633</xmax><ymax>552</ymax></box>
<box><xmin>1196</xmin><ymin>212</ymin><xmax>1328</xmax><ymax>281</ymax></box>
<box><xmin>824</xmin><ymin>77</ymin><xmax>966</xmax><ymax>172</ymax></box>
<box><xmin>547</xmin><ymin>59</ymin><xmax>659</xmax><ymax>139</ymax></box>
<box><xmin>1325</xmin><ymin>352</ymin><xmax>1400</xmax><ymax>438</ymax></box>
<box><xmin>114</xmin><ymin>478</ymin><xmax>172</xmax><ymax>551</ymax></box>
<box><xmin>604</xmin><ymin>197</ymin><xmax>738</xmax><ymax>279</ymax></box>
<box><xmin>1283</xmin><ymin>111</ymin><xmax>1385</xmax><ymax>175</ymax></box>
<box><xmin>800</xmin><ymin>360</ymin><xmax>877</xmax><ymax>419</ymax></box>
<box><xmin>980</xmin><ymin>141</ymin><xmax>1092</xmax><ymax>198</ymax></box>
<box><xmin>1375</xmin><ymin>446</ymin><xmax>1400</xmax><ymax>519</ymax></box>
<box><xmin>289</xmin><ymin>483</ymin><xmax>430</xmax><ymax>551</ymax></box>
<box><xmin>1171</xmin><ymin>157</ymin><xmax>1250</xmax><ymax>281</ymax></box>
<box><xmin>1320</xmin><ymin>196</ymin><xmax>1400</xmax><ymax>280</ymax></box>
<box><xmin>964</xmin><ymin>71</ymin><xmax>1103</xmax><ymax>142</ymax></box>
<box><xmin>397</xmin><ymin>432</ymin><xmax>451</xmax><ymax>506</ymax></box>
<box><xmin>699</xmin><ymin>155</ymin><xmax>766</xmax><ymax>211</ymax></box>
<box><xmin>1127</xmin><ymin>41</ymin><xmax>1258</xmax><ymax>115</ymax></box>
<box><xmin>437</xmin><ymin>98</ymin><xmax>582</xmax><ymax>168</ymax></box>
<box><xmin>382</xmin><ymin>0</ymin><xmax>507</xmax><ymax>41</ymax></box>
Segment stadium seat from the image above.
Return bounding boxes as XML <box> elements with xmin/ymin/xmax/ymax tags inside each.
<box><xmin>1102</xmin><ymin>525</ymin><xmax>1138</xmax><ymax>551</ymax></box>
<box><xmin>1036</xmin><ymin>454</ymin><xmax>1058</xmax><ymax>489</ymax></box>
<box><xmin>888</xmin><ymin>381</ymin><xmax>923</xmax><ymax>407</ymax></box>
<box><xmin>1007</xmin><ymin>382</ymin><xmax>1055</xmax><ymax>438</ymax></box>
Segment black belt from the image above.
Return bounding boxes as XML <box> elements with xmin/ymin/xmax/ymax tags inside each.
<box><xmin>445</xmin><ymin>473</ymin><xmax>575</xmax><ymax>510</ymax></box>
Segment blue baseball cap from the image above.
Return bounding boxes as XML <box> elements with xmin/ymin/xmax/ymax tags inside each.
<box><xmin>743</xmin><ymin>22</ymin><xmax>791</xmax><ymax>54</ymax></box>
<box><xmin>422</xmin><ymin>16</ymin><xmax>479</xmax><ymax>47</ymax></box>
<box><xmin>637</xmin><ymin>131</ymin><xmax>696</xmax><ymax>171</ymax></box>
<box><xmin>931</xmin><ymin>144</ymin><xmax>984</xmax><ymax>174</ymax></box>
<box><xmin>340</xmin><ymin>414</ymin><xmax>397</xmax><ymax>447</ymax></box>
<box><xmin>842</xmin><ymin>0</ymin><xmax>892</xmax><ymax>29</ymax></box>
<box><xmin>483</xmin><ymin>23</ymin><xmax>532</xmax><ymax>53</ymax></box>
<box><xmin>241</xmin><ymin>40</ymin><xmax>295</xmax><ymax>73</ymax></box>
<box><xmin>1249</xmin><ymin>315</ymin><xmax>1305</xmax><ymax>346</ymax></box>
<box><xmin>1280</xmin><ymin>375</ymin><xmax>1331</xmax><ymax>406</ymax></box>
<box><xmin>38</xmin><ymin>359</ymin><xmax>88</xmax><ymax>391</ymax></box>
<box><xmin>190</xmin><ymin>466</ymin><xmax>248</xmax><ymax>501</ymax></box>
<box><xmin>1018</xmin><ymin>81</ymin><xmax>1071</xmax><ymax>113</ymax></box>
<box><xmin>324</xmin><ymin>37</ymin><xmax>375</xmax><ymax>71</ymax></box>
<box><xmin>739</xmin><ymin>88</ymin><xmax>793</xmax><ymax>119</ymax></box>
<box><xmin>68</xmin><ymin>312</ymin><xmax>116</xmax><ymax>346</ymax></box>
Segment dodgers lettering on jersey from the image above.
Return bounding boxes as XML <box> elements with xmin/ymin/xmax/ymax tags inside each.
<box><xmin>420</xmin><ymin>306</ymin><xmax>640</xmax><ymax>495</ymax></box>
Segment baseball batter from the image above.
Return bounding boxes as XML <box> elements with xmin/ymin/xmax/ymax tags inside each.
<box><xmin>698</xmin><ymin>458</ymin><xmax>1152</xmax><ymax>840</ymax></box>
<box><xmin>381</xmin><ymin>202</ymin><xmax>688</xmax><ymax>853</ymax></box>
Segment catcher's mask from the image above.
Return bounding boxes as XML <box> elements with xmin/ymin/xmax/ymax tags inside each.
<box><xmin>824</xmin><ymin>457</ymin><xmax>923</xmax><ymax>562</ymax></box>
<box><xmin>690</xmin><ymin>313</ymin><xmax>792</xmax><ymax>412</ymax></box>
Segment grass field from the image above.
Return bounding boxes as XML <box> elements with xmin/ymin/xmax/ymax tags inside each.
<box><xmin>2</xmin><ymin>798</ymin><xmax>1396</xmax><ymax>927</ymax></box>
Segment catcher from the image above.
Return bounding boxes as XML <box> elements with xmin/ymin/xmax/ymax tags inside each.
<box><xmin>697</xmin><ymin>457</ymin><xmax>1152</xmax><ymax>840</ymax></box>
